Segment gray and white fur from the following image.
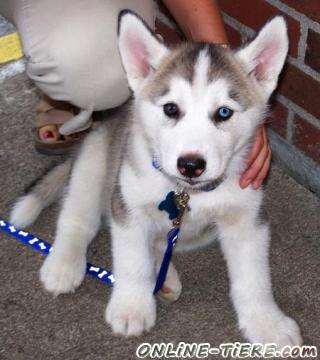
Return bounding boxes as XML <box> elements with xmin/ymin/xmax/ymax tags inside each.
<box><xmin>10</xmin><ymin>11</ymin><xmax>302</xmax><ymax>347</ymax></box>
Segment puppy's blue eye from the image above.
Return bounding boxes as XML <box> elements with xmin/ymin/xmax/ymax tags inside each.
<box><xmin>214</xmin><ymin>107</ymin><xmax>234</xmax><ymax>122</ymax></box>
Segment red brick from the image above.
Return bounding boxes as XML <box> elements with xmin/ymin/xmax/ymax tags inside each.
<box><xmin>225</xmin><ymin>23</ymin><xmax>242</xmax><ymax>48</ymax></box>
<box><xmin>155</xmin><ymin>20</ymin><xmax>183</xmax><ymax>46</ymax></box>
<box><xmin>293</xmin><ymin>115</ymin><xmax>320</xmax><ymax>163</ymax></box>
<box><xmin>267</xmin><ymin>101</ymin><xmax>288</xmax><ymax>138</ymax></box>
<box><xmin>280</xmin><ymin>0</ymin><xmax>320</xmax><ymax>23</ymax></box>
<box><xmin>219</xmin><ymin>0</ymin><xmax>301</xmax><ymax>57</ymax></box>
<box><xmin>278</xmin><ymin>63</ymin><xmax>320</xmax><ymax>119</ymax></box>
<box><xmin>305</xmin><ymin>29</ymin><xmax>320</xmax><ymax>74</ymax></box>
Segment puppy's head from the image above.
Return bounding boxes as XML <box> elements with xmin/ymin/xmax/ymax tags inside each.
<box><xmin>118</xmin><ymin>11</ymin><xmax>288</xmax><ymax>189</ymax></box>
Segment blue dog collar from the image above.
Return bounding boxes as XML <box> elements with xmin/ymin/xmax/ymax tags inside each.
<box><xmin>152</xmin><ymin>158</ymin><xmax>160</xmax><ymax>170</ymax></box>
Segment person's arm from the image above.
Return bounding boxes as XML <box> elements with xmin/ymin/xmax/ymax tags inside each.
<box><xmin>163</xmin><ymin>0</ymin><xmax>271</xmax><ymax>190</ymax></box>
<box><xmin>162</xmin><ymin>0</ymin><xmax>228</xmax><ymax>44</ymax></box>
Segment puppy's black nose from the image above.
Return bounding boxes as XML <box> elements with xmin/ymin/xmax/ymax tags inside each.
<box><xmin>177</xmin><ymin>155</ymin><xmax>206</xmax><ymax>178</ymax></box>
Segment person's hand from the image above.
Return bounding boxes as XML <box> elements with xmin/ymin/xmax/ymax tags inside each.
<box><xmin>239</xmin><ymin>126</ymin><xmax>271</xmax><ymax>190</ymax></box>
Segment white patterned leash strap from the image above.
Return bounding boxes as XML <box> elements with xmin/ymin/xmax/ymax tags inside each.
<box><xmin>0</xmin><ymin>219</ymin><xmax>115</xmax><ymax>286</ymax></box>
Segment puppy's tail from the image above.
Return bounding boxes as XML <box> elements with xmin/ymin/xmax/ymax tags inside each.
<box><xmin>10</xmin><ymin>160</ymin><xmax>72</xmax><ymax>228</ymax></box>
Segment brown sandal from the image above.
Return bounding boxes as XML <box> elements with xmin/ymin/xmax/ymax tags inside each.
<box><xmin>35</xmin><ymin>96</ymin><xmax>91</xmax><ymax>155</ymax></box>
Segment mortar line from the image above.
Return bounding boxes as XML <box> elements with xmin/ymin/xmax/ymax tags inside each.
<box><xmin>277</xmin><ymin>94</ymin><xmax>320</xmax><ymax>130</ymax></box>
<box><xmin>286</xmin><ymin>108</ymin><xmax>295</xmax><ymax>143</ymax></box>
<box><xmin>265</xmin><ymin>0</ymin><xmax>320</xmax><ymax>33</ymax></box>
<box><xmin>223</xmin><ymin>13</ymin><xmax>320</xmax><ymax>85</ymax></box>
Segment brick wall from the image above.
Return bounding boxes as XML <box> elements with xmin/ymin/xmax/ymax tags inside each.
<box><xmin>219</xmin><ymin>0</ymin><xmax>320</xmax><ymax>194</ymax></box>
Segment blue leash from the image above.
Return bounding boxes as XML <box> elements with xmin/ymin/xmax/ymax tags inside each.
<box><xmin>0</xmin><ymin>219</ymin><xmax>115</xmax><ymax>286</ymax></box>
<box><xmin>2</xmin><ymin>161</ymin><xmax>190</xmax><ymax>294</ymax></box>
<box><xmin>0</xmin><ymin>216</ymin><xmax>182</xmax><ymax>294</ymax></box>
<box><xmin>153</xmin><ymin>226</ymin><xmax>180</xmax><ymax>294</ymax></box>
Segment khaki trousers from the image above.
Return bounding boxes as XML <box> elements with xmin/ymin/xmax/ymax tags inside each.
<box><xmin>0</xmin><ymin>0</ymin><xmax>155</xmax><ymax>132</ymax></box>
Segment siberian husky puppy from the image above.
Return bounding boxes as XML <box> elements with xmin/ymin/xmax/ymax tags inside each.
<box><xmin>11</xmin><ymin>11</ymin><xmax>302</xmax><ymax>347</ymax></box>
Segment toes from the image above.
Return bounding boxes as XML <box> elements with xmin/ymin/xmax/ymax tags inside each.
<box><xmin>39</xmin><ymin>253</ymin><xmax>86</xmax><ymax>296</ymax></box>
<box><xmin>106</xmin><ymin>293</ymin><xmax>156</xmax><ymax>337</ymax></box>
<box><xmin>106</xmin><ymin>310</ymin><xmax>156</xmax><ymax>337</ymax></box>
<box><xmin>38</xmin><ymin>125</ymin><xmax>60</xmax><ymax>143</ymax></box>
<box><xmin>277</xmin><ymin>317</ymin><xmax>303</xmax><ymax>347</ymax></box>
<box><xmin>241</xmin><ymin>312</ymin><xmax>302</xmax><ymax>348</ymax></box>
<box><xmin>110</xmin><ymin>318</ymin><xmax>127</xmax><ymax>336</ymax></box>
<box><xmin>127</xmin><ymin>319</ymin><xmax>146</xmax><ymax>337</ymax></box>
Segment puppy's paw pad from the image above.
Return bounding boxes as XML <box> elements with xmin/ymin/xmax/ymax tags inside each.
<box><xmin>106</xmin><ymin>293</ymin><xmax>156</xmax><ymax>337</ymax></box>
<box><xmin>157</xmin><ymin>281</ymin><xmax>182</xmax><ymax>304</ymax></box>
<box><xmin>40</xmin><ymin>252</ymin><xmax>86</xmax><ymax>296</ymax></box>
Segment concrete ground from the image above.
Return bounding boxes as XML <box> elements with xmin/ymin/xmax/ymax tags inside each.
<box><xmin>0</xmin><ymin>70</ymin><xmax>320</xmax><ymax>360</ymax></box>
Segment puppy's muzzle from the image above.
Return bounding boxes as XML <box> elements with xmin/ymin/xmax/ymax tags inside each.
<box><xmin>177</xmin><ymin>155</ymin><xmax>206</xmax><ymax>178</ymax></box>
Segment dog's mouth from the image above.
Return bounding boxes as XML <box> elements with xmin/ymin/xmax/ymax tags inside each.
<box><xmin>177</xmin><ymin>177</ymin><xmax>203</xmax><ymax>186</ymax></box>
<box><xmin>174</xmin><ymin>176</ymin><xmax>224</xmax><ymax>192</ymax></box>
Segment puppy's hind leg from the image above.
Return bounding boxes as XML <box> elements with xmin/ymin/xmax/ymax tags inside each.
<box><xmin>155</xmin><ymin>245</ymin><xmax>182</xmax><ymax>304</ymax></box>
<box><xmin>40</xmin><ymin>131</ymin><xmax>107</xmax><ymax>296</ymax></box>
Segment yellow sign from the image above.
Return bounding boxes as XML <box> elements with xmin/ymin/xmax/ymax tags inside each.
<box><xmin>0</xmin><ymin>32</ymin><xmax>24</xmax><ymax>64</ymax></box>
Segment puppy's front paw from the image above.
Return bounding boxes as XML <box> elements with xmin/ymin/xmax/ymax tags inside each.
<box><xmin>40</xmin><ymin>251</ymin><xmax>86</xmax><ymax>296</ymax></box>
<box><xmin>241</xmin><ymin>310</ymin><xmax>302</xmax><ymax>349</ymax></box>
<box><xmin>106</xmin><ymin>289</ymin><xmax>156</xmax><ymax>337</ymax></box>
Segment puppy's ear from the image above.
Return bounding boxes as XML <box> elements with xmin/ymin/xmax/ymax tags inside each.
<box><xmin>236</xmin><ymin>16</ymin><xmax>288</xmax><ymax>97</ymax></box>
<box><xmin>118</xmin><ymin>10</ymin><xmax>169</xmax><ymax>92</ymax></box>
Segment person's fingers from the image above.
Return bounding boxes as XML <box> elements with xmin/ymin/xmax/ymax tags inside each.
<box><xmin>239</xmin><ymin>127</ymin><xmax>265</xmax><ymax>188</ymax></box>
<box><xmin>252</xmin><ymin>147</ymin><xmax>272</xmax><ymax>189</ymax></box>
<box><xmin>240</xmin><ymin>131</ymin><xmax>270</xmax><ymax>188</ymax></box>
<box><xmin>261</xmin><ymin>125</ymin><xmax>268</xmax><ymax>150</ymax></box>
<box><xmin>244</xmin><ymin>126</ymin><xmax>265</xmax><ymax>168</ymax></box>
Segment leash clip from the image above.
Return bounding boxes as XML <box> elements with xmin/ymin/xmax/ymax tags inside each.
<box><xmin>172</xmin><ymin>191</ymin><xmax>190</xmax><ymax>228</ymax></box>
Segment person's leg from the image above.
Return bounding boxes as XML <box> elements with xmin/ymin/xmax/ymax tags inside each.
<box><xmin>0</xmin><ymin>1</ymin><xmax>14</xmax><ymax>23</ymax></box>
<box><xmin>1</xmin><ymin>0</ymin><xmax>155</xmax><ymax>149</ymax></box>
